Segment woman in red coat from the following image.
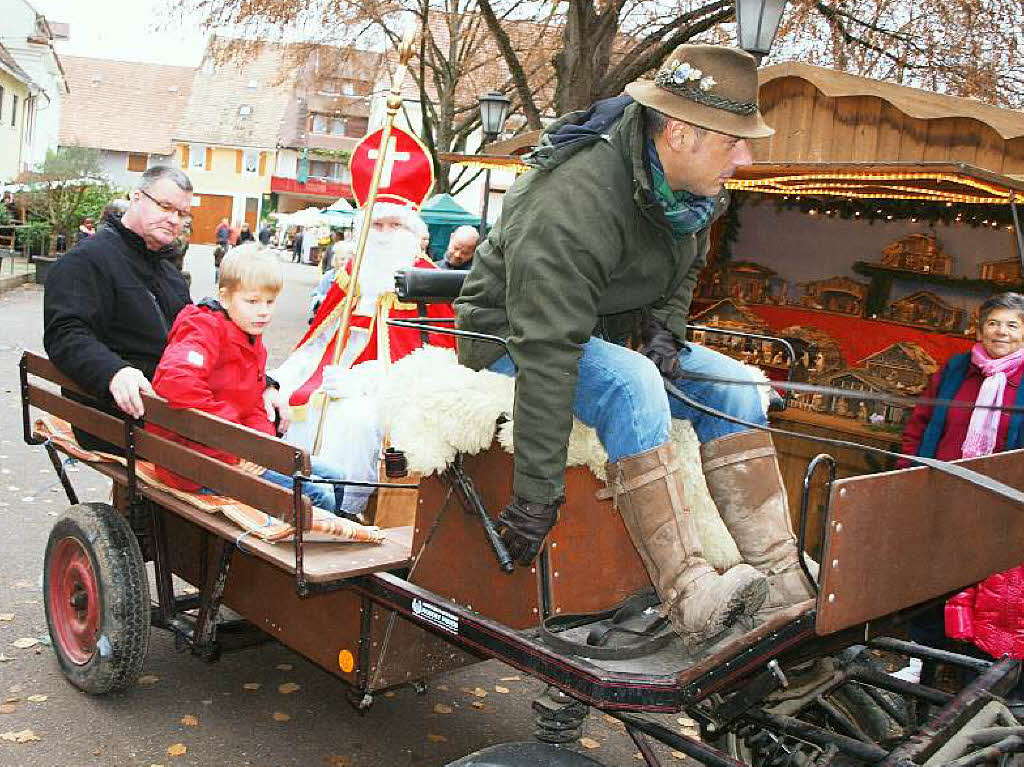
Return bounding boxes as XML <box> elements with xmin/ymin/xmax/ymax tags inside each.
<box><xmin>899</xmin><ymin>292</ymin><xmax>1024</xmax><ymax>687</ymax></box>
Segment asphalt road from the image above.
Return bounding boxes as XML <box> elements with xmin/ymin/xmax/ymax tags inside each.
<box><xmin>0</xmin><ymin>245</ymin><xmax>695</xmax><ymax>767</ymax></box>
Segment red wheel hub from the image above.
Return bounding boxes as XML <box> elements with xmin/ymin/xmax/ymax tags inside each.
<box><xmin>48</xmin><ymin>537</ymin><xmax>100</xmax><ymax>665</ymax></box>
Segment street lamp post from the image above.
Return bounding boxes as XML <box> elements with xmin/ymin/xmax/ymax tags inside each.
<box><xmin>477</xmin><ymin>90</ymin><xmax>511</xmax><ymax>236</ymax></box>
<box><xmin>735</xmin><ymin>0</ymin><xmax>789</xmax><ymax>62</ymax></box>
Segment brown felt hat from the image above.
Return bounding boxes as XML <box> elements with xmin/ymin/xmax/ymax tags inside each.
<box><xmin>625</xmin><ymin>44</ymin><xmax>774</xmax><ymax>140</ymax></box>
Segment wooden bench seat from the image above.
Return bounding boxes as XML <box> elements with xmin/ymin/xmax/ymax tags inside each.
<box><xmin>24</xmin><ymin>351</ymin><xmax>413</xmax><ymax>582</ymax></box>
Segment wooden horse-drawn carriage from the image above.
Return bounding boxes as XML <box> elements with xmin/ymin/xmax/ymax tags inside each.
<box><xmin>18</xmin><ymin>306</ymin><xmax>1024</xmax><ymax>765</ymax></box>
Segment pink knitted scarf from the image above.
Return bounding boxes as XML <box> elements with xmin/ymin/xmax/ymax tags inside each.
<box><xmin>961</xmin><ymin>342</ymin><xmax>1024</xmax><ymax>459</ymax></box>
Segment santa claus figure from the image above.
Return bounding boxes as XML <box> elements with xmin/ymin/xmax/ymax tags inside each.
<box><xmin>272</xmin><ymin>200</ymin><xmax>454</xmax><ymax>514</ymax></box>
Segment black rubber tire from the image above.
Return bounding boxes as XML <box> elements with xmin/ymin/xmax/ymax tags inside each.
<box><xmin>43</xmin><ymin>503</ymin><xmax>150</xmax><ymax>694</ymax></box>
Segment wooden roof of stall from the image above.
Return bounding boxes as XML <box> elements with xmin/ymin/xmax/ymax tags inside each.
<box><xmin>442</xmin><ymin>63</ymin><xmax>1024</xmax><ymax>199</ymax></box>
<box><xmin>755</xmin><ymin>62</ymin><xmax>1024</xmax><ymax>180</ymax></box>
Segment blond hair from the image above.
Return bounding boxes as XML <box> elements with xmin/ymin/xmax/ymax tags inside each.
<box><xmin>218</xmin><ymin>244</ymin><xmax>283</xmax><ymax>295</ymax></box>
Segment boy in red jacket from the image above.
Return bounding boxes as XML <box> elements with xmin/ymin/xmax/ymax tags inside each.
<box><xmin>151</xmin><ymin>244</ymin><xmax>346</xmax><ymax>514</ymax></box>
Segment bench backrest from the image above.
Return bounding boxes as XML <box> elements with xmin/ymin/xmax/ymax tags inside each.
<box><xmin>23</xmin><ymin>351</ymin><xmax>314</xmax><ymax>527</ymax></box>
<box><xmin>815</xmin><ymin>448</ymin><xmax>1024</xmax><ymax>635</ymax></box>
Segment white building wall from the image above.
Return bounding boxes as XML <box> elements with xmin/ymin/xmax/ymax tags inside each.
<box><xmin>4</xmin><ymin>1</ymin><xmax>67</xmax><ymax>170</ymax></box>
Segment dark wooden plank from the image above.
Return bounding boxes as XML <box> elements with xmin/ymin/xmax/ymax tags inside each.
<box><xmin>24</xmin><ymin>351</ymin><xmax>85</xmax><ymax>393</ymax></box>
<box><xmin>28</xmin><ymin>384</ymin><xmax>307</xmax><ymax>524</ymax></box>
<box><xmin>141</xmin><ymin>394</ymin><xmax>310</xmax><ymax>477</ymax></box>
<box><xmin>24</xmin><ymin>351</ymin><xmax>310</xmax><ymax>477</ymax></box>
<box><xmin>816</xmin><ymin>448</ymin><xmax>1024</xmax><ymax>636</ymax></box>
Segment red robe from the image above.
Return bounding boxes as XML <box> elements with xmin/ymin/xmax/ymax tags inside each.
<box><xmin>287</xmin><ymin>256</ymin><xmax>456</xmax><ymax>411</ymax></box>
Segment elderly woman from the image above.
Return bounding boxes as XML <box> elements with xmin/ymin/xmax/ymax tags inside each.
<box><xmin>898</xmin><ymin>292</ymin><xmax>1024</xmax><ymax>684</ymax></box>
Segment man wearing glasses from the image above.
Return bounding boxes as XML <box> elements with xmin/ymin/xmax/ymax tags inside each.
<box><xmin>44</xmin><ymin>166</ymin><xmax>198</xmax><ymax>448</ymax></box>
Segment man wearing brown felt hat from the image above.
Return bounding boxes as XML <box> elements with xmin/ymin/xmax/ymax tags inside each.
<box><xmin>456</xmin><ymin>44</ymin><xmax>817</xmax><ymax>649</ymax></box>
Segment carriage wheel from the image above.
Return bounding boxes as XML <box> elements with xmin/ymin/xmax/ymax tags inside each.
<box><xmin>43</xmin><ymin>503</ymin><xmax>150</xmax><ymax>694</ymax></box>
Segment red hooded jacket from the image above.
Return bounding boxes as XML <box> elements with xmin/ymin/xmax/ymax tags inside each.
<box><xmin>149</xmin><ymin>300</ymin><xmax>275</xmax><ymax>491</ymax></box>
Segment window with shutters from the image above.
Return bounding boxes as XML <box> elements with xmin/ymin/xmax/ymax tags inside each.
<box><xmin>190</xmin><ymin>143</ymin><xmax>206</xmax><ymax>169</ymax></box>
<box><xmin>126</xmin><ymin>153</ymin><xmax>148</xmax><ymax>172</ymax></box>
<box><xmin>311</xmin><ymin>113</ymin><xmax>328</xmax><ymax>134</ymax></box>
<box><xmin>243</xmin><ymin>149</ymin><xmax>259</xmax><ymax>174</ymax></box>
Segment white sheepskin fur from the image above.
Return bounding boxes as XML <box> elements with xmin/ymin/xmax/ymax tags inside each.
<box><xmin>375</xmin><ymin>347</ymin><xmax>759</xmax><ymax>570</ymax></box>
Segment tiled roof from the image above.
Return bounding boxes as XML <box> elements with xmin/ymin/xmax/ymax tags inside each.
<box><xmin>58</xmin><ymin>56</ymin><xmax>194</xmax><ymax>155</ymax></box>
<box><xmin>175</xmin><ymin>38</ymin><xmax>298</xmax><ymax>148</ymax></box>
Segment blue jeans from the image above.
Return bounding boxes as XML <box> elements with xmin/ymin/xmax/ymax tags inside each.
<box><xmin>490</xmin><ymin>337</ymin><xmax>766</xmax><ymax>463</ymax></box>
<box><xmin>260</xmin><ymin>456</ymin><xmax>346</xmax><ymax>514</ymax></box>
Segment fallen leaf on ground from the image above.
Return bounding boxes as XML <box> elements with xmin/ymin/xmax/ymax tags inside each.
<box><xmin>26</xmin><ymin>695</ymin><xmax>47</xmax><ymax>703</ymax></box>
<box><xmin>426</xmin><ymin>734</ymin><xmax>447</xmax><ymax>743</ymax></box>
<box><xmin>10</xmin><ymin>637</ymin><xmax>37</xmax><ymax>649</ymax></box>
<box><xmin>0</xmin><ymin>654</ymin><xmax>11</xmax><ymax>663</ymax></box>
<box><xmin>179</xmin><ymin>715</ymin><xmax>198</xmax><ymax>727</ymax></box>
<box><xmin>167</xmin><ymin>743</ymin><xmax>187</xmax><ymax>756</ymax></box>
<box><xmin>383</xmin><ymin>691</ymin><xmax>395</xmax><ymax>698</ymax></box>
<box><xmin>471</xmin><ymin>701</ymin><xmax>485</xmax><ymax>710</ymax></box>
<box><xmin>580</xmin><ymin>737</ymin><xmax>601</xmax><ymax>749</ymax></box>
<box><xmin>276</xmin><ymin>663</ymin><xmax>293</xmax><ymax>672</ymax></box>
<box><xmin>272</xmin><ymin>712</ymin><xmax>291</xmax><ymax>722</ymax></box>
<box><xmin>278</xmin><ymin>682</ymin><xmax>300</xmax><ymax>694</ymax></box>
<box><xmin>0</xmin><ymin>614</ymin><xmax>13</xmax><ymax>621</ymax></box>
<box><xmin>243</xmin><ymin>683</ymin><xmax>261</xmax><ymax>691</ymax></box>
<box><xmin>0</xmin><ymin>729</ymin><xmax>41</xmax><ymax>743</ymax></box>
<box><xmin>2</xmin><ymin>697</ymin><xmax>18</xmax><ymax>704</ymax></box>
<box><xmin>436</xmin><ymin>684</ymin><xmax>449</xmax><ymax>691</ymax></box>
<box><xmin>671</xmin><ymin>751</ymin><xmax>686</xmax><ymax>759</ymax></box>
<box><xmin>433</xmin><ymin>703</ymin><xmax>453</xmax><ymax>714</ymax></box>
<box><xmin>137</xmin><ymin>675</ymin><xmax>160</xmax><ymax>686</ymax></box>
<box><xmin>604</xmin><ymin>714</ymin><xmax>625</xmax><ymax>726</ymax></box>
<box><xmin>324</xmin><ymin>757</ymin><xmax>351</xmax><ymax>767</ymax></box>
<box><xmin>499</xmin><ymin>676</ymin><xmax>521</xmax><ymax>682</ymax></box>
<box><xmin>0</xmin><ymin>704</ymin><xmax>16</xmax><ymax>714</ymax></box>
<box><xmin>470</xmin><ymin>687</ymin><xmax>487</xmax><ymax>698</ymax></box>
<box><xmin>93</xmin><ymin>747</ymin><xmax>103</xmax><ymax>756</ymax></box>
<box><xmin>677</xmin><ymin>716</ymin><xmax>695</xmax><ymax>727</ymax></box>
<box><xmin>494</xmin><ymin>685</ymin><xmax>509</xmax><ymax>694</ymax></box>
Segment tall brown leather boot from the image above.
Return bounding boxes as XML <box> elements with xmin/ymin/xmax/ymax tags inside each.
<box><xmin>700</xmin><ymin>430</ymin><xmax>816</xmax><ymax>621</ymax></box>
<box><xmin>606</xmin><ymin>442</ymin><xmax>768</xmax><ymax>648</ymax></box>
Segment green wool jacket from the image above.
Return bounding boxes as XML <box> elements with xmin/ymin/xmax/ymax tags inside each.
<box><xmin>454</xmin><ymin>102</ymin><xmax>728</xmax><ymax>504</ymax></box>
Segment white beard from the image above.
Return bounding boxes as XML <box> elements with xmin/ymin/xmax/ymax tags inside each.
<box><xmin>355</xmin><ymin>228</ymin><xmax>420</xmax><ymax>312</ymax></box>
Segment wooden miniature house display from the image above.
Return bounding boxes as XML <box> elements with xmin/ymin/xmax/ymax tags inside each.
<box><xmin>882</xmin><ymin>290</ymin><xmax>964</xmax><ymax>332</ymax></box>
<box><xmin>856</xmin><ymin>342</ymin><xmax>938</xmax><ymax>394</ymax></box>
<box><xmin>694</xmin><ymin>261</ymin><xmax>785</xmax><ymax>305</ymax></box>
<box><xmin>980</xmin><ymin>258</ymin><xmax>1022</xmax><ymax>284</ymax></box>
<box><xmin>878</xmin><ymin>233</ymin><xmax>953</xmax><ymax>276</ymax></box>
<box><xmin>798</xmin><ymin>276</ymin><xmax>869</xmax><ymax>316</ymax></box>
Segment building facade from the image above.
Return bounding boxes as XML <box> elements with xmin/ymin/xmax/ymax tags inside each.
<box><xmin>174</xmin><ymin>39</ymin><xmax>295</xmax><ymax>243</ymax></box>
<box><xmin>2</xmin><ymin>0</ymin><xmax>68</xmax><ymax>172</ymax></box>
<box><xmin>58</xmin><ymin>56</ymin><xmax>194</xmax><ymax>189</ymax></box>
<box><xmin>0</xmin><ymin>42</ymin><xmax>37</xmax><ymax>183</ymax></box>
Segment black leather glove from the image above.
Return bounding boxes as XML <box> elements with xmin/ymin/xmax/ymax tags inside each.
<box><xmin>641</xmin><ymin>319</ymin><xmax>681</xmax><ymax>378</ymax></box>
<box><xmin>497</xmin><ymin>497</ymin><xmax>561</xmax><ymax>566</ymax></box>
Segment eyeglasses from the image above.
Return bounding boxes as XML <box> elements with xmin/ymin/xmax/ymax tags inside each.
<box><xmin>139</xmin><ymin>189</ymin><xmax>192</xmax><ymax>222</ymax></box>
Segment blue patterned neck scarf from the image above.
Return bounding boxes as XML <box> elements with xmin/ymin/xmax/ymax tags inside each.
<box><xmin>645</xmin><ymin>137</ymin><xmax>717</xmax><ymax>239</ymax></box>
